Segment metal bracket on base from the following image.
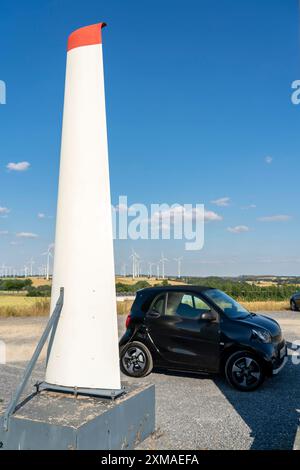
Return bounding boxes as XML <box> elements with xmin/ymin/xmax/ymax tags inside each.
<box><xmin>35</xmin><ymin>382</ymin><xmax>125</xmax><ymax>400</ymax></box>
<box><xmin>2</xmin><ymin>288</ymin><xmax>65</xmax><ymax>432</ymax></box>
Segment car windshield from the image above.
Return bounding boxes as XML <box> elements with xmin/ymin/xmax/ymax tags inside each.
<box><xmin>204</xmin><ymin>289</ymin><xmax>250</xmax><ymax>319</ymax></box>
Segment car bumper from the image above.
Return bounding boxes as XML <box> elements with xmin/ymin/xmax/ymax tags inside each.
<box><xmin>272</xmin><ymin>355</ymin><xmax>288</xmax><ymax>375</ymax></box>
<box><xmin>272</xmin><ymin>342</ymin><xmax>288</xmax><ymax>375</ymax></box>
<box><xmin>258</xmin><ymin>339</ymin><xmax>287</xmax><ymax>376</ymax></box>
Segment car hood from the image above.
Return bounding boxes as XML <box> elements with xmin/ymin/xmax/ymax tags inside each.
<box><xmin>238</xmin><ymin>313</ymin><xmax>281</xmax><ymax>337</ymax></box>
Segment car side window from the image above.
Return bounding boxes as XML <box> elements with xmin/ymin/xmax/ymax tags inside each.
<box><xmin>151</xmin><ymin>294</ymin><xmax>165</xmax><ymax>315</ymax></box>
<box><xmin>166</xmin><ymin>292</ymin><xmax>184</xmax><ymax>316</ymax></box>
<box><xmin>194</xmin><ymin>295</ymin><xmax>212</xmax><ymax>315</ymax></box>
<box><xmin>181</xmin><ymin>294</ymin><xmax>194</xmax><ymax>307</ymax></box>
<box><xmin>166</xmin><ymin>292</ymin><xmax>200</xmax><ymax>319</ymax></box>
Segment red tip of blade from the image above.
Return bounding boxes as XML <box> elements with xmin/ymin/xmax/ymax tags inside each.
<box><xmin>67</xmin><ymin>23</ymin><xmax>107</xmax><ymax>52</ymax></box>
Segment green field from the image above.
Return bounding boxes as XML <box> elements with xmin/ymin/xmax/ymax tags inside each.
<box><xmin>0</xmin><ymin>295</ymin><xmax>50</xmax><ymax>317</ymax></box>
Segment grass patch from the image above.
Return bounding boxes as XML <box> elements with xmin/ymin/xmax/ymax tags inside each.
<box><xmin>116</xmin><ymin>299</ymin><xmax>290</xmax><ymax>315</ymax></box>
<box><xmin>117</xmin><ymin>299</ymin><xmax>133</xmax><ymax>315</ymax></box>
<box><xmin>0</xmin><ymin>295</ymin><xmax>130</xmax><ymax>317</ymax></box>
<box><xmin>0</xmin><ymin>296</ymin><xmax>290</xmax><ymax>318</ymax></box>
<box><xmin>0</xmin><ymin>295</ymin><xmax>50</xmax><ymax>317</ymax></box>
<box><xmin>239</xmin><ymin>300</ymin><xmax>289</xmax><ymax>312</ymax></box>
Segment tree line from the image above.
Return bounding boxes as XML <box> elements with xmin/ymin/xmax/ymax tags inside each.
<box><xmin>116</xmin><ymin>277</ymin><xmax>299</xmax><ymax>301</ymax></box>
<box><xmin>0</xmin><ymin>279</ymin><xmax>51</xmax><ymax>297</ymax></box>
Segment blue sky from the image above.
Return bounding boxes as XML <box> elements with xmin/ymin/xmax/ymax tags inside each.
<box><xmin>0</xmin><ymin>0</ymin><xmax>299</xmax><ymax>276</ymax></box>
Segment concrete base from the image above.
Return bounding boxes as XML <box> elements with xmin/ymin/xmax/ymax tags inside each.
<box><xmin>0</xmin><ymin>383</ymin><xmax>155</xmax><ymax>450</ymax></box>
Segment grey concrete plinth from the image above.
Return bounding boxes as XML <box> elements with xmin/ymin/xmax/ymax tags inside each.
<box><xmin>0</xmin><ymin>383</ymin><xmax>155</xmax><ymax>450</ymax></box>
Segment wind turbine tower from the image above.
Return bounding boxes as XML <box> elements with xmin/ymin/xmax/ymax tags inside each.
<box><xmin>160</xmin><ymin>252</ymin><xmax>168</xmax><ymax>280</ymax></box>
<box><xmin>174</xmin><ymin>257</ymin><xmax>183</xmax><ymax>278</ymax></box>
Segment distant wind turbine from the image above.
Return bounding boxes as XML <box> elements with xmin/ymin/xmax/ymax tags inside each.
<box><xmin>29</xmin><ymin>258</ymin><xmax>35</xmax><ymax>277</ymax></box>
<box><xmin>42</xmin><ymin>245</ymin><xmax>53</xmax><ymax>280</ymax></box>
<box><xmin>174</xmin><ymin>257</ymin><xmax>183</xmax><ymax>278</ymax></box>
<box><xmin>156</xmin><ymin>263</ymin><xmax>160</xmax><ymax>279</ymax></box>
<box><xmin>159</xmin><ymin>252</ymin><xmax>168</xmax><ymax>279</ymax></box>
<box><xmin>148</xmin><ymin>262</ymin><xmax>155</xmax><ymax>278</ymax></box>
<box><xmin>129</xmin><ymin>249</ymin><xmax>138</xmax><ymax>279</ymax></box>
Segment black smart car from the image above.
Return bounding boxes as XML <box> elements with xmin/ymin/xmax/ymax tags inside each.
<box><xmin>119</xmin><ymin>286</ymin><xmax>287</xmax><ymax>391</ymax></box>
<box><xmin>290</xmin><ymin>292</ymin><xmax>300</xmax><ymax>311</ymax></box>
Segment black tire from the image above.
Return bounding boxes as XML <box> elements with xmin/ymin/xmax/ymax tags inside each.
<box><xmin>120</xmin><ymin>341</ymin><xmax>153</xmax><ymax>378</ymax></box>
<box><xmin>291</xmin><ymin>300</ymin><xmax>298</xmax><ymax>312</ymax></box>
<box><xmin>225</xmin><ymin>351</ymin><xmax>265</xmax><ymax>391</ymax></box>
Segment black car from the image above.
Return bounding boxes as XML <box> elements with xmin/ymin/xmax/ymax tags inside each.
<box><xmin>290</xmin><ymin>292</ymin><xmax>300</xmax><ymax>311</ymax></box>
<box><xmin>119</xmin><ymin>286</ymin><xmax>287</xmax><ymax>391</ymax></box>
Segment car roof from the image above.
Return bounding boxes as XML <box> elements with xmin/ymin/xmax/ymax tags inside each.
<box><xmin>139</xmin><ymin>285</ymin><xmax>214</xmax><ymax>294</ymax></box>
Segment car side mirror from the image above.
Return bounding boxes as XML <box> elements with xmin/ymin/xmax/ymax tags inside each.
<box><xmin>147</xmin><ymin>309</ymin><xmax>161</xmax><ymax>318</ymax></box>
<box><xmin>201</xmin><ymin>311</ymin><xmax>217</xmax><ymax>321</ymax></box>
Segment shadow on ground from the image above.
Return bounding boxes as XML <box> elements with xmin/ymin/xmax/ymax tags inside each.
<box><xmin>154</xmin><ymin>343</ymin><xmax>300</xmax><ymax>450</ymax></box>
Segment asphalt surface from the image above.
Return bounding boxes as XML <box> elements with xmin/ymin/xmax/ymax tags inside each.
<box><xmin>0</xmin><ymin>311</ymin><xmax>300</xmax><ymax>450</ymax></box>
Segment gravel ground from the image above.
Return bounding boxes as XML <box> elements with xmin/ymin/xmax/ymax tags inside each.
<box><xmin>0</xmin><ymin>311</ymin><xmax>299</xmax><ymax>450</ymax></box>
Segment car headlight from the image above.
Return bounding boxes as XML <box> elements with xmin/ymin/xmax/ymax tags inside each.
<box><xmin>252</xmin><ymin>328</ymin><xmax>271</xmax><ymax>343</ymax></box>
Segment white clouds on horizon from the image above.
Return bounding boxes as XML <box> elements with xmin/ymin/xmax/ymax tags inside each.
<box><xmin>242</xmin><ymin>204</ymin><xmax>256</xmax><ymax>210</ymax></box>
<box><xmin>16</xmin><ymin>232</ymin><xmax>38</xmax><ymax>239</ymax></box>
<box><xmin>227</xmin><ymin>225</ymin><xmax>250</xmax><ymax>234</ymax></box>
<box><xmin>258</xmin><ymin>215</ymin><xmax>291</xmax><ymax>223</ymax></box>
<box><xmin>211</xmin><ymin>197</ymin><xmax>230</xmax><ymax>207</ymax></box>
<box><xmin>6</xmin><ymin>161</ymin><xmax>30</xmax><ymax>172</ymax></box>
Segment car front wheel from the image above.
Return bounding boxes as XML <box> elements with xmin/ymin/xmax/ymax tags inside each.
<box><xmin>120</xmin><ymin>341</ymin><xmax>153</xmax><ymax>378</ymax></box>
<box><xmin>225</xmin><ymin>351</ymin><xmax>265</xmax><ymax>391</ymax></box>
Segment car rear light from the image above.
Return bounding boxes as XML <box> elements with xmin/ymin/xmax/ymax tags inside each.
<box><xmin>125</xmin><ymin>314</ymin><xmax>132</xmax><ymax>329</ymax></box>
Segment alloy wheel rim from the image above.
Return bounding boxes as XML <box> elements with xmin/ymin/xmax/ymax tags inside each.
<box><xmin>123</xmin><ymin>347</ymin><xmax>146</xmax><ymax>374</ymax></box>
<box><xmin>231</xmin><ymin>356</ymin><xmax>261</xmax><ymax>388</ymax></box>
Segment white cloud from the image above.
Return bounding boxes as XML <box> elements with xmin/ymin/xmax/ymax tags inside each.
<box><xmin>258</xmin><ymin>215</ymin><xmax>291</xmax><ymax>222</ymax></box>
<box><xmin>38</xmin><ymin>213</ymin><xmax>46</xmax><ymax>219</ymax></box>
<box><xmin>149</xmin><ymin>206</ymin><xmax>222</xmax><ymax>225</ymax></box>
<box><xmin>227</xmin><ymin>225</ymin><xmax>250</xmax><ymax>233</ymax></box>
<box><xmin>0</xmin><ymin>230</ymin><xmax>8</xmax><ymax>235</ymax></box>
<box><xmin>114</xmin><ymin>201</ymin><xmax>223</xmax><ymax>225</ymax></box>
<box><xmin>0</xmin><ymin>206</ymin><xmax>10</xmax><ymax>215</ymax></box>
<box><xmin>211</xmin><ymin>197</ymin><xmax>230</xmax><ymax>207</ymax></box>
<box><xmin>6</xmin><ymin>161</ymin><xmax>30</xmax><ymax>172</ymax></box>
<box><xmin>204</xmin><ymin>210</ymin><xmax>222</xmax><ymax>222</ymax></box>
<box><xmin>242</xmin><ymin>204</ymin><xmax>256</xmax><ymax>210</ymax></box>
<box><xmin>265</xmin><ymin>156</ymin><xmax>273</xmax><ymax>164</ymax></box>
<box><xmin>16</xmin><ymin>232</ymin><xmax>38</xmax><ymax>239</ymax></box>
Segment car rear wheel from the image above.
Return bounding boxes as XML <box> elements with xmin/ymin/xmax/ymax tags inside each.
<box><xmin>225</xmin><ymin>351</ymin><xmax>265</xmax><ymax>391</ymax></box>
<box><xmin>120</xmin><ymin>341</ymin><xmax>153</xmax><ymax>378</ymax></box>
<box><xmin>291</xmin><ymin>300</ymin><xmax>298</xmax><ymax>312</ymax></box>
